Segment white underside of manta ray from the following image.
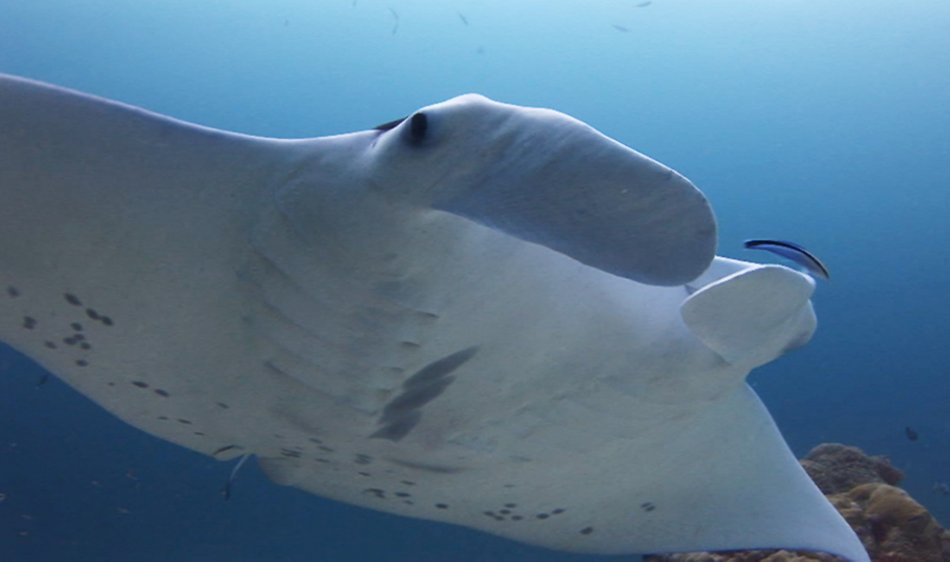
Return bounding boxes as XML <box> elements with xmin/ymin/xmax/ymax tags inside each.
<box><xmin>0</xmin><ymin>74</ymin><xmax>869</xmax><ymax>562</ymax></box>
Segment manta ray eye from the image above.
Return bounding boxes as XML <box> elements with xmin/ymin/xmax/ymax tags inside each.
<box><xmin>407</xmin><ymin>112</ymin><xmax>428</xmax><ymax>145</ymax></box>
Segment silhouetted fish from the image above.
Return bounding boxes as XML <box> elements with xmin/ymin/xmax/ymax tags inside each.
<box><xmin>613</xmin><ymin>24</ymin><xmax>630</xmax><ymax>32</ymax></box>
<box><xmin>743</xmin><ymin>239</ymin><xmax>830</xmax><ymax>279</ymax></box>
<box><xmin>636</xmin><ymin>1</ymin><xmax>653</xmax><ymax>7</ymax></box>
<box><xmin>458</xmin><ymin>11</ymin><xmax>469</xmax><ymax>26</ymax></box>
<box><xmin>905</xmin><ymin>426</ymin><xmax>919</xmax><ymax>441</ymax></box>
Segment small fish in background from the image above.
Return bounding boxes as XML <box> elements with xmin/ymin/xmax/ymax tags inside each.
<box><xmin>904</xmin><ymin>426</ymin><xmax>919</xmax><ymax>441</ymax></box>
<box><xmin>388</xmin><ymin>7</ymin><xmax>399</xmax><ymax>35</ymax></box>
<box><xmin>636</xmin><ymin>1</ymin><xmax>653</xmax><ymax>7</ymax></box>
<box><xmin>612</xmin><ymin>24</ymin><xmax>630</xmax><ymax>32</ymax></box>
<box><xmin>458</xmin><ymin>11</ymin><xmax>469</xmax><ymax>26</ymax></box>
<box><xmin>933</xmin><ymin>482</ymin><xmax>950</xmax><ymax>496</ymax></box>
<box><xmin>743</xmin><ymin>239</ymin><xmax>830</xmax><ymax>280</ymax></box>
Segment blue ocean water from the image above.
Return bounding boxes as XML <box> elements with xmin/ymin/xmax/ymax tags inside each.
<box><xmin>1</xmin><ymin>1</ymin><xmax>948</xmax><ymax>560</ymax></box>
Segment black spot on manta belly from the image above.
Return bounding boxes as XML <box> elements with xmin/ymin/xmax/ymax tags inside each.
<box><xmin>21</xmin><ymin>316</ymin><xmax>37</xmax><ymax>330</ymax></box>
<box><xmin>387</xmin><ymin>458</ymin><xmax>464</xmax><ymax>474</ymax></box>
<box><xmin>63</xmin><ymin>293</ymin><xmax>81</xmax><ymax>306</ymax></box>
<box><xmin>6</xmin><ymin>286</ymin><xmax>20</xmax><ymax>298</ymax></box>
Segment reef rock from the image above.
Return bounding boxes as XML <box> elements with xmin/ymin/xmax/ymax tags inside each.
<box><xmin>800</xmin><ymin>443</ymin><xmax>904</xmax><ymax>495</ymax></box>
<box><xmin>645</xmin><ymin>443</ymin><xmax>949</xmax><ymax>562</ymax></box>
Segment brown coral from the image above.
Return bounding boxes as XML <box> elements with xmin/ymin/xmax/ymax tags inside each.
<box><xmin>800</xmin><ymin>443</ymin><xmax>903</xmax><ymax>495</ymax></box>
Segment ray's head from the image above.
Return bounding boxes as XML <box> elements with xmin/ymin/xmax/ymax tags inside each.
<box><xmin>364</xmin><ymin>94</ymin><xmax>717</xmax><ymax>286</ymax></box>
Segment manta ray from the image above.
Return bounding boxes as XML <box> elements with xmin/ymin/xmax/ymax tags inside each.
<box><xmin>0</xmin><ymin>74</ymin><xmax>869</xmax><ymax>561</ymax></box>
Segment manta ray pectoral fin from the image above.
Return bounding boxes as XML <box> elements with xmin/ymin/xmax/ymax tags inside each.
<box><xmin>681</xmin><ymin>262</ymin><xmax>817</xmax><ymax>366</ymax></box>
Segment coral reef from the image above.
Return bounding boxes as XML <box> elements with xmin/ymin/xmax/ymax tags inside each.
<box><xmin>800</xmin><ymin>443</ymin><xmax>904</xmax><ymax>494</ymax></box>
<box><xmin>645</xmin><ymin>443</ymin><xmax>949</xmax><ymax>562</ymax></box>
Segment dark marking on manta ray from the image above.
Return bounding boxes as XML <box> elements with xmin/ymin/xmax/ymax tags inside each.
<box><xmin>354</xmin><ymin>453</ymin><xmax>373</xmax><ymax>465</ymax></box>
<box><xmin>371</xmin><ymin>346</ymin><xmax>479</xmax><ymax>442</ymax></box>
<box><xmin>404</xmin><ymin>346</ymin><xmax>478</xmax><ymax>388</ymax></box>
<box><xmin>401</xmin><ymin>480</ymin><xmax>415</xmax><ymax>486</ymax></box>
<box><xmin>505</xmin><ymin>503</ymin><xmax>517</xmax><ymax>508</ymax></box>
<box><xmin>358</xmin><ymin>471</ymin><xmax>371</xmax><ymax>477</ymax></box>
<box><xmin>435</xmin><ymin>503</ymin><xmax>448</xmax><ymax>509</ymax></box>
<box><xmin>177</xmin><ymin>418</ymin><xmax>192</xmax><ymax>425</ymax></box>
<box><xmin>6</xmin><ymin>285</ymin><xmax>20</xmax><ymax>297</ymax></box>
<box><xmin>131</xmin><ymin>381</ymin><xmax>149</xmax><ymax>388</ymax></box>
<box><xmin>511</xmin><ymin>515</ymin><xmax>523</xmax><ymax>521</ymax></box>
<box><xmin>363</xmin><ymin>488</ymin><xmax>386</xmax><ymax>499</ymax></box>
<box><xmin>21</xmin><ymin>316</ymin><xmax>37</xmax><ymax>330</ymax></box>
<box><xmin>79</xmin><ymin>342</ymin><xmax>91</xmax><ymax>350</ymax></box>
<box><xmin>63</xmin><ymin>336</ymin><xmax>78</xmax><ymax>346</ymax></box>
<box><xmin>216</xmin><ymin>402</ymin><xmax>230</xmax><ymax>409</ymax></box>
<box><xmin>75</xmin><ymin>359</ymin><xmax>88</xmax><ymax>367</ymax></box>
<box><xmin>580</xmin><ymin>526</ymin><xmax>594</xmax><ymax>535</ymax></box>
<box><xmin>280</xmin><ymin>448</ymin><xmax>302</xmax><ymax>458</ymax></box>
<box><xmin>315</xmin><ymin>458</ymin><xmax>330</xmax><ymax>464</ymax></box>
<box><xmin>370</xmin><ymin>411</ymin><xmax>420</xmax><ymax>441</ymax></box>
<box><xmin>536</xmin><ymin>513</ymin><xmax>549</xmax><ymax>520</ymax></box>
<box><xmin>394</xmin><ymin>492</ymin><xmax>411</xmax><ymax>498</ymax></box>
<box><xmin>44</xmin><ymin>341</ymin><xmax>56</xmax><ymax>349</ymax></box>
<box><xmin>641</xmin><ymin>501</ymin><xmax>656</xmax><ymax>512</ymax></box>
<box><xmin>212</xmin><ymin>444</ymin><xmax>241</xmax><ymax>456</ymax></box>
<box><xmin>64</xmin><ymin>293</ymin><xmax>81</xmax><ymax>306</ymax></box>
<box><xmin>193</xmin><ymin>431</ymin><xmax>205</xmax><ymax>436</ymax></box>
<box><xmin>153</xmin><ymin>389</ymin><xmax>169</xmax><ymax>397</ymax></box>
<box><xmin>318</xmin><ymin>445</ymin><xmax>334</xmax><ymax>453</ymax></box>
<box><xmin>157</xmin><ymin>415</ymin><xmax>168</xmax><ymax>420</ymax></box>
<box><xmin>70</xmin><ymin>322</ymin><xmax>83</xmax><ymax>331</ymax></box>
<box><xmin>387</xmin><ymin>458</ymin><xmax>464</xmax><ymax>474</ymax></box>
